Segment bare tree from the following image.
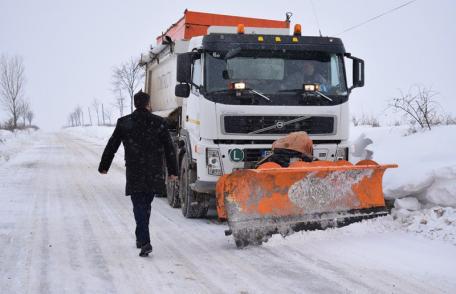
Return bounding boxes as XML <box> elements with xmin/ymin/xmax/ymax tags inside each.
<box><xmin>389</xmin><ymin>85</ymin><xmax>440</xmax><ymax>131</ymax></box>
<box><xmin>67</xmin><ymin>106</ymin><xmax>84</xmax><ymax>127</ymax></box>
<box><xmin>67</xmin><ymin>112</ymin><xmax>75</xmax><ymax>127</ymax></box>
<box><xmin>112</xmin><ymin>57</ymin><xmax>144</xmax><ymax>113</ymax></box>
<box><xmin>26</xmin><ymin>110</ymin><xmax>34</xmax><ymax>126</ymax></box>
<box><xmin>70</xmin><ymin>106</ymin><xmax>83</xmax><ymax>126</ymax></box>
<box><xmin>87</xmin><ymin>107</ymin><xmax>92</xmax><ymax>126</ymax></box>
<box><xmin>112</xmin><ymin>89</ymin><xmax>126</xmax><ymax>117</ymax></box>
<box><xmin>103</xmin><ymin>106</ymin><xmax>113</xmax><ymax>125</ymax></box>
<box><xmin>92</xmin><ymin>98</ymin><xmax>100</xmax><ymax>125</ymax></box>
<box><xmin>352</xmin><ymin>113</ymin><xmax>380</xmax><ymax>127</ymax></box>
<box><xmin>0</xmin><ymin>55</ymin><xmax>26</xmax><ymax>129</ymax></box>
<box><xmin>17</xmin><ymin>100</ymin><xmax>30</xmax><ymax>127</ymax></box>
<box><xmin>77</xmin><ymin>106</ymin><xmax>84</xmax><ymax>126</ymax></box>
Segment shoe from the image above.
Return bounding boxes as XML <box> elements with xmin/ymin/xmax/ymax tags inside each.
<box><xmin>139</xmin><ymin>243</ymin><xmax>153</xmax><ymax>257</ymax></box>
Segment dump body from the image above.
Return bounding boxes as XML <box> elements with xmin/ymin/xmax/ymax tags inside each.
<box><xmin>216</xmin><ymin>160</ymin><xmax>397</xmax><ymax>247</ymax></box>
<box><xmin>156</xmin><ymin>10</ymin><xmax>289</xmax><ymax>43</ymax></box>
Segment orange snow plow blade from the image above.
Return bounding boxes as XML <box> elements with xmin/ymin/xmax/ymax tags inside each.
<box><xmin>216</xmin><ymin>160</ymin><xmax>397</xmax><ymax>248</ymax></box>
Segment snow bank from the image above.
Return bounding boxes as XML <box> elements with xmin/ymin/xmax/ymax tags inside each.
<box><xmin>350</xmin><ymin>125</ymin><xmax>456</xmax><ymax>207</ymax></box>
<box><xmin>63</xmin><ymin>126</ymin><xmax>114</xmax><ymax>143</ymax></box>
<box><xmin>394</xmin><ymin>197</ymin><xmax>422</xmax><ymax>210</ymax></box>
<box><xmin>263</xmin><ymin>207</ymin><xmax>456</xmax><ymax>246</ymax></box>
<box><xmin>0</xmin><ymin>129</ymin><xmax>39</xmax><ymax>164</ymax></box>
<box><xmin>392</xmin><ymin>207</ymin><xmax>456</xmax><ymax>245</ymax></box>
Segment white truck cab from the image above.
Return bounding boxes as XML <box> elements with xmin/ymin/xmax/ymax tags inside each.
<box><xmin>141</xmin><ymin>12</ymin><xmax>365</xmax><ymax>218</ymax></box>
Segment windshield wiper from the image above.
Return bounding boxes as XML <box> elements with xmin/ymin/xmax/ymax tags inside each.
<box><xmin>314</xmin><ymin>91</ymin><xmax>333</xmax><ymax>102</ymax></box>
<box><xmin>278</xmin><ymin>89</ymin><xmax>333</xmax><ymax>102</ymax></box>
<box><xmin>248</xmin><ymin>89</ymin><xmax>271</xmax><ymax>102</ymax></box>
<box><xmin>248</xmin><ymin>115</ymin><xmax>311</xmax><ymax>135</ymax></box>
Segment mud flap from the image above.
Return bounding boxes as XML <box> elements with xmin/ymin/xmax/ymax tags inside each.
<box><xmin>216</xmin><ymin>160</ymin><xmax>397</xmax><ymax>248</ymax></box>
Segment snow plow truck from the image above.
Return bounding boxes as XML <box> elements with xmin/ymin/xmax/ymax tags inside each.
<box><xmin>140</xmin><ymin>10</ymin><xmax>397</xmax><ymax>247</ymax></box>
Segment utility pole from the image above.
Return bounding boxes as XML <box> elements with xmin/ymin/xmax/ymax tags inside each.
<box><xmin>88</xmin><ymin>107</ymin><xmax>92</xmax><ymax>126</ymax></box>
<box><xmin>101</xmin><ymin>103</ymin><xmax>105</xmax><ymax>125</ymax></box>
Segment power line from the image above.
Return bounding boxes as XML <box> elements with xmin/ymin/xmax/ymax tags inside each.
<box><xmin>336</xmin><ymin>0</ymin><xmax>419</xmax><ymax>36</ymax></box>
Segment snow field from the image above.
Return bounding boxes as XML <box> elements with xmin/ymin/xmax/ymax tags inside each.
<box><xmin>0</xmin><ymin>129</ymin><xmax>39</xmax><ymax>164</ymax></box>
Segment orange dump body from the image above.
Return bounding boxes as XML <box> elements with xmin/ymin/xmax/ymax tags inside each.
<box><xmin>216</xmin><ymin>160</ymin><xmax>398</xmax><ymax>247</ymax></box>
<box><xmin>156</xmin><ymin>10</ymin><xmax>290</xmax><ymax>44</ymax></box>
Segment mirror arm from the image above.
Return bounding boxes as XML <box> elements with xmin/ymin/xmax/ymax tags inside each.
<box><xmin>344</xmin><ymin>53</ymin><xmax>355</xmax><ymax>93</ymax></box>
<box><xmin>190</xmin><ymin>82</ymin><xmax>200</xmax><ymax>90</ymax></box>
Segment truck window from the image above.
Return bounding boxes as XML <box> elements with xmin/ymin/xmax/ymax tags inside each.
<box><xmin>192</xmin><ymin>58</ymin><xmax>202</xmax><ymax>88</ymax></box>
<box><xmin>206</xmin><ymin>51</ymin><xmax>347</xmax><ymax>94</ymax></box>
<box><xmin>227</xmin><ymin>58</ymin><xmax>284</xmax><ymax>80</ymax></box>
<box><xmin>330</xmin><ymin>55</ymin><xmax>344</xmax><ymax>88</ymax></box>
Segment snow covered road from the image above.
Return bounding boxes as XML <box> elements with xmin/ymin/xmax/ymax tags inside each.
<box><xmin>1</xmin><ymin>132</ymin><xmax>455</xmax><ymax>294</ymax></box>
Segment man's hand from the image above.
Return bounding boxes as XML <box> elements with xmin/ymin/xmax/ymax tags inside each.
<box><xmin>99</xmin><ymin>170</ymin><xmax>108</xmax><ymax>174</ymax></box>
<box><xmin>168</xmin><ymin>175</ymin><xmax>178</xmax><ymax>181</ymax></box>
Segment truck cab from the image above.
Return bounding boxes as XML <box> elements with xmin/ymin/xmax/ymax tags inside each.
<box><xmin>141</xmin><ymin>11</ymin><xmax>364</xmax><ymax>218</ymax></box>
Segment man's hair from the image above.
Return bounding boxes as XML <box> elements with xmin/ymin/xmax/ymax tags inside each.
<box><xmin>134</xmin><ymin>90</ymin><xmax>150</xmax><ymax>109</ymax></box>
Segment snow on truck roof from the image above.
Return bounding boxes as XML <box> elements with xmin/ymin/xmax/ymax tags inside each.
<box><xmin>156</xmin><ymin>10</ymin><xmax>289</xmax><ymax>44</ymax></box>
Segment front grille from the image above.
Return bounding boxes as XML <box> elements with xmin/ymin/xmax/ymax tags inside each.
<box><xmin>224</xmin><ymin>116</ymin><xmax>334</xmax><ymax>135</ymax></box>
<box><xmin>214</xmin><ymin>139</ymin><xmax>341</xmax><ymax>145</ymax></box>
<box><xmin>214</xmin><ymin>139</ymin><xmax>276</xmax><ymax>145</ymax></box>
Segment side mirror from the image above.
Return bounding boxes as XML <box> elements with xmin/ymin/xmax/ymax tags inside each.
<box><xmin>345</xmin><ymin>54</ymin><xmax>365</xmax><ymax>91</ymax></box>
<box><xmin>176</xmin><ymin>52</ymin><xmax>199</xmax><ymax>83</ymax></box>
<box><xmin>352</xmin><ymin>57</ymin><xmax>364</xmax><ymax>88</ymax></box>
<box><xmin>175</xmin><ymin>84</ymin><xmax>190</xmax><ymax>98</ymax></box>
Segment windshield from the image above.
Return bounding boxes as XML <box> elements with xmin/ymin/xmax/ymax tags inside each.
<box><xmin>205</xmin><ymin>50</ymin><xmax>348</xmax><ymax>96</ymax></box>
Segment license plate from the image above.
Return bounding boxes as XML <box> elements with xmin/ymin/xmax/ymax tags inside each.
<box><xmin>261</xmin><ymin>150</ymin><xmax>273</xmax><ymax>157</ymax></box>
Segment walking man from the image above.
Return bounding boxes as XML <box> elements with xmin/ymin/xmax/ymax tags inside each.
<box><xmin>98</xmin><ymin>91</ymin><xmax>178</xmax><ymax>257</ymax></box>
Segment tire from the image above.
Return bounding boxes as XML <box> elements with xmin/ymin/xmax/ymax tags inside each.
<box><xmin>165</xmin><ymin>166</ymin><xmax>180</xmax><ymax>208</ymax></box>
<box><xmin>179</xmin><ymin>152</ymin><xmax>209</xmax><ymax>218</ymax></box>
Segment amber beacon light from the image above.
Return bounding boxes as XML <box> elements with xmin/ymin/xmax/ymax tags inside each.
<box><xmin>237</xmin><ymin>24</ymin><xmax>245</xmax><ymax>34</ymax></box>
<box><xmin>294</xmin><ymin>24</ymin><xmax>302</xmax><ymax>36</ymax></box>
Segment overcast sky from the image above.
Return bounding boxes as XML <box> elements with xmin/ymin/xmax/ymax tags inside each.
<box><xmin>1</xmin><ymin>0</ymin><xmax>455</xmax><ymax>130</ymax></box>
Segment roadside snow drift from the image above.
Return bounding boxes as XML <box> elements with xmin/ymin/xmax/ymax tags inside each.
<box><xmin>351</xmin><ymin>125</ymin><xmax>456</xmax><ymax>208</ymax></box>
<box><xmin>0</xmin><ymin>129</ymin><xmax>39</xmax><ymax>164</ymax></box>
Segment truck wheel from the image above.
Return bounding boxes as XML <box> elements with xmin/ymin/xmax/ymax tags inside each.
<box><xmin>179</xmin><ymin>153</ymin><xmax>209</xmax><ymax>218</ymax></box>
<box><xmin>165</xmin><ymin>167</ymin><xmax>180</xmax><ymax>208</ymax></box>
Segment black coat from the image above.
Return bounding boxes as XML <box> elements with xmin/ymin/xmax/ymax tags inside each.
<box><xmin>98</xmin><ymin>108</ymin><xmax>178</xmax><ymax>196</ymax></box>
<box><xmin>258</xmin><ymin>148</ymin><xmax>313</xmax><ymax>168</ymax></box>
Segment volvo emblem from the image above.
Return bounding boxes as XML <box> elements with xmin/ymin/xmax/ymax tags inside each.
<box><xmin>276</xmin><ymin>121</ymin><xmax>285</xmax><ymax>129</ymax></box>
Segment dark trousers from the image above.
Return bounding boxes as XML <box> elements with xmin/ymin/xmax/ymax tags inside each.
<box><xmin>131</xmin><ymin>192</ymin><xmax>155</xmax><ymax>245</ymax></box>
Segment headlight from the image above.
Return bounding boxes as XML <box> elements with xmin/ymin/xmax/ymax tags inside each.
<box><xmin>206</xmin><ymin>148</ymin><xmax>223</xmax><ymax>176</ymax></box>
<box><xmin>336</xmin><ymin>147</ymin><xmax>349</xmax><ymax>161</ymax></box>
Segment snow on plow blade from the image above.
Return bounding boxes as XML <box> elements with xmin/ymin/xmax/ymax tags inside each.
<box><xmin>216</xmin><ymin>160</ymin><xmax>398</xmax><ymax>248</ymax></box>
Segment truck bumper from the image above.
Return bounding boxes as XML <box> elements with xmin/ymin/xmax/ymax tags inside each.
<box><xmin>190</xmin><ymin>180</ymin><xmax>217</xmax><ymax>194</ymax></box>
